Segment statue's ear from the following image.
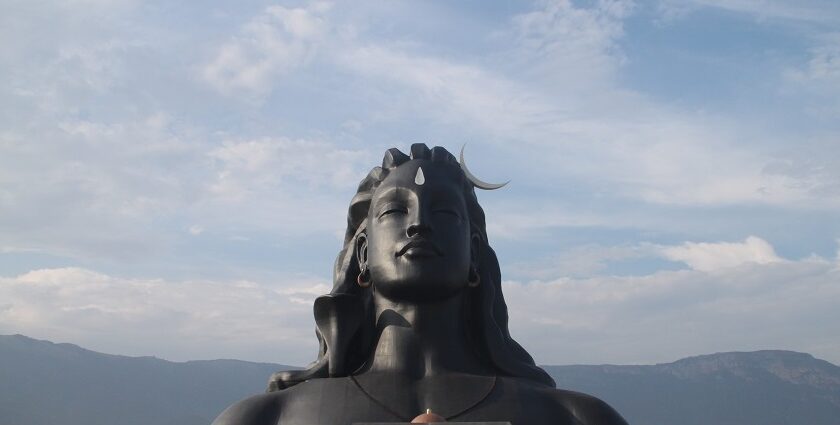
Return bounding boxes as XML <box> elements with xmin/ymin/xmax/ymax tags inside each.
<box><xmin>470</xmin><ymin>232</ymin><xmax>481</xmax><ymax>268</ymax></box>
<box><xmin>355</xmin><ymin>232</ymin><xmax>368</xmax><ymax>269</ymax></box>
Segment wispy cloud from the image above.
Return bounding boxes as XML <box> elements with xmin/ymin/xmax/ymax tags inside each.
<box><xmin>657</xmin><ymin>0</ymin><xmax>840</xmax><ymax>24</ymax></box>
<box><xmin>661</xmin><ymin>236</ymin><xmax>782</xmax><ymax>272</ymax></box>
<box><xmin>509</xmin><ymin>0</ymin><xmax>633</xmax><ymax>85</ymax></box>
<box><xmin>0</xmin><ymin>267</ymin><xmax>326</xmax><ymax>363</ymax></box>
<box><xmin>4</xmin><ymin>236</ymin><xmax>834</xmax><ymax>366</ymax></box>
<box><xmin>503</xmin><ymin>240</ymin><xmax>840</xmax><ymax>364</ymax></box>
<box><xmin>202</xmin><ymin>3</ymin><xmax>332</xmax><ymax>97</ymax></box>
<box><xmin>3</xmin><ymin>0</ymin><xmax>840</xmax><ymax>364</ymax></box>
<box><xmin>784</xmin><ymin>33</ymin><xmax>840</xmax><ymax>117</ymax></box>
<box><xmin>323</xmin><ymin>1</ymin><xmax>832</xmax><ymax>208</ymax></box>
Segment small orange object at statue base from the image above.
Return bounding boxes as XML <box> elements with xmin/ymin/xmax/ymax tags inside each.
<box><xmin>410</xmin><ymin>409</ymin><xmax>446</xmax><ymax>423</ymax></box>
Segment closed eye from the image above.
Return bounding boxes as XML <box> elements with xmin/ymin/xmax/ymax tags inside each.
<box><xmin>378</xmin><ymin>204</ymin><xmax>407</xmax><ymax>218</ymax></box>
<box><xmin>433</xmin><ymin>209</ymin><xmax>460</xmax><ymax>218</ymax></box>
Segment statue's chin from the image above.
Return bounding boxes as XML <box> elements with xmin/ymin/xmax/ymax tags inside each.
<box><xmin>373</xmin><ymin>278</ymin><xmax>468</xmax><ymax>304</ymax></box>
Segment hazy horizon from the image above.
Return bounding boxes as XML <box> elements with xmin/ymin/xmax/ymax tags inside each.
<box><xmin>7</xmin><ymin>333</ymin><xmax>839</xmax><ymax>369</ymax></box>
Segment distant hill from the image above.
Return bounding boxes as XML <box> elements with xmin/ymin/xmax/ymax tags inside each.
<box><xmin>0</xmin><ymin>334</ymin><xmax>292</xmax><ymax>425</ymax></box>
<box><xmin>2</xmin><ymin>335</ymin><xmax>840</xmax><ymax>425</ymax></box>
<box><xmin>544</xmin><ymin>350</ymin><xmax>840</xmax><ymax>425</ymax></box>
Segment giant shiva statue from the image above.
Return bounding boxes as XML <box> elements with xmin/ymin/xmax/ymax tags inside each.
<box><xmin>212</xmin><ymin>144</ymin><xmax>628</xmax><ymax>425</ymax></box>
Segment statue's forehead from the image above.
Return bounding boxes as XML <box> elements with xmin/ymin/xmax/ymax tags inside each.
<box><xmin>383</xmin><ymin>160</ymin><xmax>460</xmax><ymax>181</ymax></box>
<box><xmin>380</xmin><ymin>161</ymin><xmax>461</xmax><ymax>186</ymax></box>
<box><xmin>373</xmin><ymin>160</ymin><xmax>465</xmax><ymax>200</ymax></box>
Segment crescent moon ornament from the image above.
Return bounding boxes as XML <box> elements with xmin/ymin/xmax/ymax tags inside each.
<box><xmin>459</xmin><ymin>145</ymin><xmax>509</xmax><ymax>190</ymax></box>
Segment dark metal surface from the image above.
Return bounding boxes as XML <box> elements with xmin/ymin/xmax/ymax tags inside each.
<box><xmin>353</xmin><ymin>422</ymin><xmax>512</xmax><ymax>424</ymax></box>
<box><xmin>212</xmin><ymin>145</ymin><xmax>629</xmax><ymax>425</ymax></box>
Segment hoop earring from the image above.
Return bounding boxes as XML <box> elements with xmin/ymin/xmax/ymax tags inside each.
<box><xmin>357</xmin><ymin>268</ymin><xmax>371</xmax><ymax>288</ymax></box>
<box><xmin>468</xmin><ymin>266</ymin><xmax>480</xmax><ymax>287</ymax></box>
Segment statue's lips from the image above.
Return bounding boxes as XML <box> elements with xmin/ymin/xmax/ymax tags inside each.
<box><xmin>396</xmin><ymin>240</ymin><xmax>443</xmax><ymax>258</ymax></box>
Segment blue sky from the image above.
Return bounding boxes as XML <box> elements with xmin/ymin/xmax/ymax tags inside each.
<box><xmin>1</xmin><ymin>0</ymin><xmax>839</xmax><ymax>366</ymax></box>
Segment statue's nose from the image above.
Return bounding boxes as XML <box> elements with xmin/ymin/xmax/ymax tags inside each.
<box><xmin>406</xmin><ymin>222</ymin><xmax>432</xmax><ymax>238</ymax></box>
<box><xmin>406</xmin><ymin>208</ymin><xmax>433</xmax><ymax>237</ymax></box>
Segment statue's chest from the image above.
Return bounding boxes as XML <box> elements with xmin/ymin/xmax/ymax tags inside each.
<box><xmin>275</xmin><ymin>377</ymin><xmax>576</xmax><ymax>425</ymax></box>
<box><xmin>277</xmin><ymin>380</ymin><xmax>405</xmax><ymax>425</ymax></box>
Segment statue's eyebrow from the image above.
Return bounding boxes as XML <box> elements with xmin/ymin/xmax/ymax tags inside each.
<box><xmin>429</xmin><ymin>186</ymin><xmax>466</xmax><ymax>208</ymax></box>
<box><xmin>372</xmin><ymin>186</ymin><xmax>411</xmax><ymax>207</ymax></box>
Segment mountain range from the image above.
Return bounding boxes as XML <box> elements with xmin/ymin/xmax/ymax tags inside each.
<box><xmin>545</xmin><ymin>350</ymin><xmax>840</xmax><ymax>425</ymax></box>
<box><xmin>2</xmin><ymin>334</ymin><xmax>839</xmax><ymax>425</ymax></box>
<box><xmin>0</xmin><ymin>334</ymin><xmax>287</xmax><ymax>425</ymax></box>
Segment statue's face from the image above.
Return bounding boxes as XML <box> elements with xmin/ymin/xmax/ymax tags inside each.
<box><xmin>362</xmin><ymin>160</ymin><xmax>473</xmax><ymax>302</ymax></box>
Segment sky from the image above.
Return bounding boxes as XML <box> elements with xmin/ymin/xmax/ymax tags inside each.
<box><xmin>1</xmin><ymin>0</ymin><xmax>839</xmax><ymax>367</ymax></box>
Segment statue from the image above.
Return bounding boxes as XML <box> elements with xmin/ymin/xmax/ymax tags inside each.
<box><xmin>212</xmin><ymin>144</ymin><xmax>628</xmax><ymax>424</ymax></box>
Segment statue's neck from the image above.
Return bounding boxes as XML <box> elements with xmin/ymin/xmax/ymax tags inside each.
<box><xmin>363</xmin><ymin>291</ymin><xmax>490</xmax><ymax>378</ymax></box>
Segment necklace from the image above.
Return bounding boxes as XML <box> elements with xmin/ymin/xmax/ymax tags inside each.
<box><xmin>348</xmin><ymin>374</ymin><xmax>498</xmax><ymax>421</ymax></box>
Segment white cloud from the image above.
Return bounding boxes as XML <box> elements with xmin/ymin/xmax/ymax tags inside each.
<box><xmin>795</xmin><ymin>42</ymin><xmax>840</xmax><ymax>82</ymax></box>
<box><xmin>507</xmin><ymin>243</ymin><xmax>657</xmax><ymax>279</ymax></box>
<box><xmin>784</xmin><ymin>33</ymin><xmax>840</xmax><ymax>117</ymax></box>
<box><xmin>0</xmin><ymin>113</ymin><xmax>203</xmax><ymax>260</ymax></box>
<box><xmin>0</xmin><ymin>267</ymin><xmax>327</xmax><ymax>364</ymax></box>
<box><xmin>500</xmin><ymin>237</ymin><xmax>840</xmax><ymax>364</ymax></box>
<box><xmin>327</xmin><ymin>1</ymin><xmax>829</xmax><ymax>208</ymax></box>
<box><xmin>203</xmin><ymin>0</ymin><xmax>840</xmax><ymax>211</ymax></box>
<box><xmin>486</xmin><ymin>208</ymin><xmax>613</xmax><ymax>241</ymax></box>
<box><xmin>3</xmin><ymin>242</ymin><xmax>838</xmax><ymax>367</ymax></box>
<box><xmin>509</xmin><ymin>0</ymin><xmax>632</xmax><ymax>85</ymax></box>
<box><xmin>836</xmin><ymin>239</ymin><xmax>840</xmax><ymax>263</ymax></box>
<box><xmin>207</xmin><ymin>136</ymin><xmax>368</xmax><ymax>200</ymax></box>
<box><xmin>202</xmin><ymin>3</ymin><xmax>331</xmax><ymax>97</ymax></box>
<box><xmin>661</xmin><ymin>236</ymin><xmax>782</xmax><ymax>272</ymax></box>
<box><xmin>762</xmin><ymin>139</ymin><xmax>840</xmax><ymax>200</ymax></box>
<box><xmin>334</xmin><ymin>0</ymin><xmax>630</xmax><ymax>132</ymax></box>
<box><xmin>336</xmin><ymin>44</ymin><xmax>554</xmax><ymax>138</ymax></box>
<box><xmin>506</xmin><ymin>236</ymin><xmax>788</xmax><ymax>279</ymax></box>
<box><xmin>657</xmin><ymin>0</ymin><xmax>840</xmax><ymax>24</ymax></box>
<box><xmin>3</xmin><ymin>0</ymin><xmax>840</xmax><ymax>369</ymax></box>
<box><xmin>503</xmin><ymin>253</ymin><xmax>840</xmax><ymax>365</ymax></box>
<box><xmin>0</xmin><ymin>108</ymin><xmax>369</xmax><ymax>262</ymax></box>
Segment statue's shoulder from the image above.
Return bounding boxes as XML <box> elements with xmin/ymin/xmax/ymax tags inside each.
<box><xmin>211</xmin><ymin>378</ymin><xmax>345</xmax><ymax>425</ymax></box>
<box><xmin>496</xmin><ymin>377</ymin><xmax>628</xmax><ymax>425</ymax></box>
<box><xmin>544</xmin><ymin>386</ymin><xmax>628</xmax><ymax>425</ymax></box>
<box><xmin>211</xmin><ymin>391</ymin><xmax>284</xmax><ymax>425</ymax></box>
